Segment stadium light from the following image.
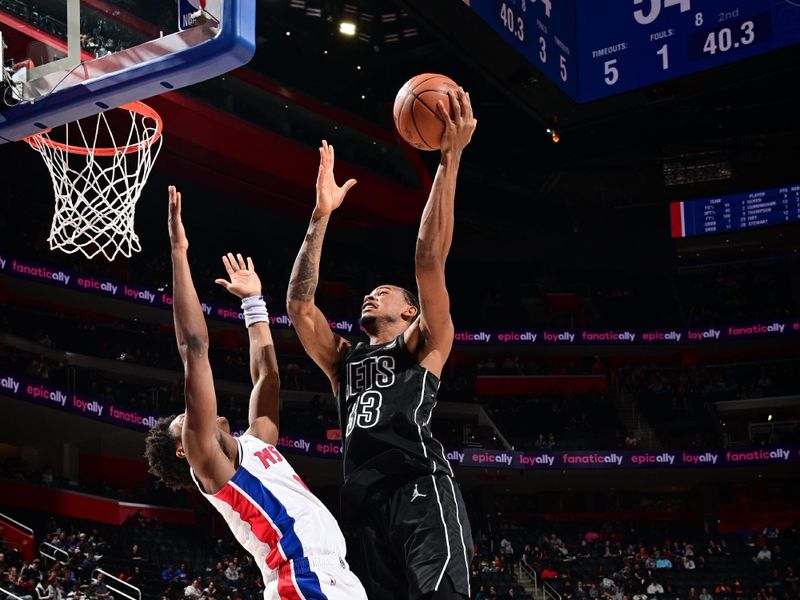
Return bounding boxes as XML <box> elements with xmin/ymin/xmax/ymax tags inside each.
<box><xmin>339</xmin><ymin>21</ymin><xmax>356</xmax><ymax>36</ymax></box>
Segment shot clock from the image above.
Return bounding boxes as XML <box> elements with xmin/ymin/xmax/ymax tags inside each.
<box><xmin>463</xmin><ymin>0</ymin><xmax>800</xmax><ymax>102</ymax></box>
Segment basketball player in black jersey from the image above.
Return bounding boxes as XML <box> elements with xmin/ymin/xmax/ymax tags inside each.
<box><xmin>286</xmin><ymin>89</ymin><xmax>476</xmax><ymax>600</ymax></box>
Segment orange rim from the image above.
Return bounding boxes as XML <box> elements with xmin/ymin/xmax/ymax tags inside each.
<box><xmin>23</xmin><ymin>100</ymin><xmax>163</xmax><ymax>156</ymax></box>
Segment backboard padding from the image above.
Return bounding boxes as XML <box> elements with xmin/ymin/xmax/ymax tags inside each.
<box><xmin>0</xmin><ymin>0</ymin><xmax>254</xmax><ymax>143</ymax></box>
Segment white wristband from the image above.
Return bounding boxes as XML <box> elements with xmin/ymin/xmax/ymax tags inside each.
<box><xmin>241</xmin><ymin>295</ymin><xmax>269</xmax><ymax>328</ymax></box>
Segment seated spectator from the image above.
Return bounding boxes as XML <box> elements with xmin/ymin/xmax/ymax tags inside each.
<box><xmin>785</xmin><ymin>566</ymin><xmax>799</xmax><ymax>590</ymax></box>
<box><xmin>562</xmin><ymin>581</ymin><xmax>575</xmax><ymax>600</ymax></box>
<box><xmin>93</xmin><ymin>573</ymin><xmax>114</xmax><ymax>599</ymax></box>
<box><xmin>770</xmin><ymin>544</ymin><xmax>783</xmax><ymax>562</ymax></box>
<box><xmin>655</xmin><ymin>555</ymin><xmax>673</xmax><ymax>569</ymax></box>
<box><xmin>184</xmin><ymin>577</ymin><xmax>203</xmax><ymax>599</ymax></box>
<box><xmin>699</xmin><ymin>588</ymin><xmax>714</xmax><ymax>600</ymax></box>
<box><xmin>1</xmin><ymin>569</ymin><xmax>34</xmax><ymax>600</ymax></box>
<box><xmin>35</xmin><ymin>578</ymin><xmax>52</xmax><ymax>600</ymax></box>
<box><xmin>754</xmin><ymin>545</ymin><xmax>772</xmax><ymax>564</ymax></box>
<box><xmin>21</xmin><ymin>559</ymin><xmax>42</xmax><ymax>581</ymax></box>
<box><xmin>212</xmin><ymin>539</ymin><xmax>228</xmax><ymax>559</ymax></box>
<box><xmin>125</xmin><ymin>565</ymin><xmax>144</xmax><ymax>588</ymax></box>
<box><xmin>714</xmin><ymin>582</ymin><xmax>732</xmax><ymax>598</ymax></box>
<box><xmin>763</xmin><ymin>525</ymin><xmax>780</xmax><ymax>539</ymax></box>
<box><xmin>541</xmin><ymin>564</ymin><xmax>559</xmax><ymax>579</ymax></box>
<box><xmin>211</xmin><ymin>562</ymin><xmax>229</xmax><ymax>593</ymax></box>
<box><xmin>41</xmin><ymin>466</ymin><xmax>55</xmax><ymax>486</ymax></box>
<box><xmin>223</xmin><ymin>560</ymin><xmax>240</xmax><ymax>583</ymax></box>
<box><xmin>206</xmin><ymin>580</ymin><xmax>220</xmax><ymax>598</ymax></box>
<box><xmin>19</xmin><ymin>576</ymin><xmax>38</xmax><ymax>599</ymax></box>
<box><xmin>663</xmin><ymin>583</ymin><xmax>680</xmax><ymax>600</ymax></box>
<box><xmin>500</xmin><ymin>537</ymin><xmax>514</xmax><ymax>559</ymax></box>
<box><xmin>683</xmin><ymin>556</ymin><xmax>696</xmax><ymax>570</ymax></box>
<box><xmin>493</xmin><ymin>554</ymin><xmax>505</xmax><ymax>573</ymax></box>
<box><xmin>625</xmin><ymin>431</ymin><xmax>640</xmax><ymax>448</ymax></box>
<box><xmin>647</xmin><ymin>580</ymin><xmax>665</xmax><ymax>597</ymax></box>
<box><xmin>161</xmin><ymin>565</ymin><xmax>179</xmax><ymax>582</ymax></box>
<box><xmin>765</xmin><ymin>569</ymin><xmax>783</xmax><ymax>588</ymax></box>
<box><xmin>46</xmin><ymin>574</ymin><xmax>64</xmax><ymax>600</ymax></box>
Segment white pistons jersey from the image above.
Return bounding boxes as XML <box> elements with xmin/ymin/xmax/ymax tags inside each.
<box><xmin>192</xmin><ymin>434</ymin><xmax>366</xmax><ymax>600</ymax></box>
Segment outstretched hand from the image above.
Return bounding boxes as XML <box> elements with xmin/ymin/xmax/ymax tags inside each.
<box><xmin>168</xmin><ymin>186</ymin><xmax>188</xmax><ymax>251</ymax></box>
<box><xmin>215</xmin><ymin>253</ymin><xmax>263</xmax><ymax>299</ymax></box>
<box><xmin>435</xmin><ymin>88</ymin><xmax>477</xmax><ymax>157</ymax></box>
<box><xmin>314</xmin><ymin>139</ymin><xmax>357</xmax><ymax>218</ymax></box>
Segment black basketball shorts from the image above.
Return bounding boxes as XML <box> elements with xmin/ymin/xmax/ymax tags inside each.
<box><xmin>346</xmin><ymin>473</ymin><xmax>474</xmax><ymax>600</ymax></box>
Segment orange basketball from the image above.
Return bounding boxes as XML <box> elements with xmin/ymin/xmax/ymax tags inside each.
<box><xmin>393</xmin><ymin>73</ymin><xmax>459</xmax><ymax>151</ymax></box>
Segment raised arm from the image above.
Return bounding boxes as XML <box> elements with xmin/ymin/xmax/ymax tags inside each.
<box><xmin>287</xmin><ymin>140</ymin><xmax>354</xmax><ymax>389</ymax></box>
<box><xmin>215</xmin><ymin>253</ymin><xmax>280</xmax><ymax>444</ymax></box>
<box><xmin>409</xmin><ymin>89</ymin><xmax>477</xmax><ymax>377</ymax></box>
<box><xmin>168</xmin><ymin>186</ymin><xmax>218</xmax><ymax>458</ymax></box>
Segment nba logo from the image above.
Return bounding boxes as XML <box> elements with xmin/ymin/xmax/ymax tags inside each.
<box><xmin>179</xmin><ymin>0</ymin><xmax>205</xmax><ymax>30</ymax></box>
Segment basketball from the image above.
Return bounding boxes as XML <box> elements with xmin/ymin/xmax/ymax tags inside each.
<box><xmin>393</xmin><ymin>73</ymin><xmax>460</xmax><ymax>151</ymax></box>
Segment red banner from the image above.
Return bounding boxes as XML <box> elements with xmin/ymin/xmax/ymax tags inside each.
<box><xmin>0</xmin><ymin>479</ymin><xmax>195</xmax><ymax>526</ymax></box>
<box><xmin>0</xmin><ymin>514</ymin><xmax>35</xmax><ymax>561</ymax></box>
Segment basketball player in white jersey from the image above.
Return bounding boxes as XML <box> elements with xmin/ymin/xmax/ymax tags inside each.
<box><xmin>145</xmin><ymin>186</ymin><xmax>367</xmax><ymax>600</ymax></box>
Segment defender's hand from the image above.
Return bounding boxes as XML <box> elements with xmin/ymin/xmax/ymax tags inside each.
<box><xmin>215</xmin><ymin>253</ymin><xmax>263</xmax><ymax>298</ymax></box>
<box><xmin>168</xmin><ymin>186</ymin><xmax>188</xmax><ymax>251</ymax></box>
<box><xmin>314</xmin><ymin>139</ymin><xmax>357</xmax><ymax>218</ymax></box>
<box><xmin>435</xmin><ymin>88</ymin><xmax>477</xmax><ymax>157</ymax></box>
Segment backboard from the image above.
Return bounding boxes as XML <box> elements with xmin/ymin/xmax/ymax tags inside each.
<box><xmin>0</xmin><ymin>0</ymin><xmax>254</xmax><ymax>143</ymax></box>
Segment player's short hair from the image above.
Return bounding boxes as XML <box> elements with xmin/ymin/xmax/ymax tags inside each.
<box><xmin>400</xmin><ymin>287</ymin><xmax>420</xmax><ymax>321</ymax></box>
<box><xmin>144</xmin><ymin>416</ymin><xmax>194</xmax><ymax>491</ymax></box>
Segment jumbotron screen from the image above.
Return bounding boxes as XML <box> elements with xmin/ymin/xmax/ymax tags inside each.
<box><xmin>671</xmin><ymin>183</ymin><xmax>800</xmax><ymax>238</ymax></box>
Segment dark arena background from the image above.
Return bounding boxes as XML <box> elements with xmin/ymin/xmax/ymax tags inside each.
<box><xmin>1</xmin><ymin>0</ymin><xmax>800</xmax><ymax>599</ymax></box>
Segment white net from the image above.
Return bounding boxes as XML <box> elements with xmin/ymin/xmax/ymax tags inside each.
<box><xmin>26</xmin><ymin>103</ymin><xmax>163</xmax><ymax>261</ymax></box>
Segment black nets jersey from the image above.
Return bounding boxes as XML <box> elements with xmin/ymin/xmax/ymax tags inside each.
<box><xmin>337</xmin><ymin>334</ymin><xmax>453</xmax><ymax>489</ymax></box>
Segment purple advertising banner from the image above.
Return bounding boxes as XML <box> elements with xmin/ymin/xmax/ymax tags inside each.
<box><xmin>2</xmin><ymin>368</ymin><xmax>798</xmax><ymax>470</ymax></box>
<box><xmin>1</xmin><ymin>370</ymin><xmax>161</xmax><ymax>430</ymax></box>
<box><xmin>2</xmin><ymin>252</ymin><xmax>800</xmax><ymax>345</ymax></box>
<box><xmin>454</xmin><ymin>448</ymin><xmax>799</xmax><ymax>469</ymax></box>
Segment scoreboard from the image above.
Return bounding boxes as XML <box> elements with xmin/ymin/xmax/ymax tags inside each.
<box><xmin>671</xmin><ymin>184</ymin><xmax>800</xmax><ymax>238</ymax></box>
<box><xmin>463</xmin><ymin>0</ymin><xmax>800</xmax><ymax>102</ymax></box>
<box><xmin>464</xmin><ymin>0</ymin><xmax>580</xmax><ymax>98</ymax></box>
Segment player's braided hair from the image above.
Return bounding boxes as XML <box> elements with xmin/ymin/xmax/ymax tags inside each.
<box><xmin>144</xmin><ymin>416</ymin><xmax>195</xmax><ymax>491</ymax></box>
<box><xmin>400</xmin><ymin>287</ymin><xmax>420</xmax><ymax>322</ymax></box>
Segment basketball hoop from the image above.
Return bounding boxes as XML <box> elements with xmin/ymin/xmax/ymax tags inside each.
<box><xmin>24</xmin><ymin>101</ymin><xmax>164</xmax><ymax>261</ymax></box>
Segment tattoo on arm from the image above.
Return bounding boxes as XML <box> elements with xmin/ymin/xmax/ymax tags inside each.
<box><xmin>288</xmin><ymin>214</ymin><xmax>329</xmax><ymax>301</ymax></box>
